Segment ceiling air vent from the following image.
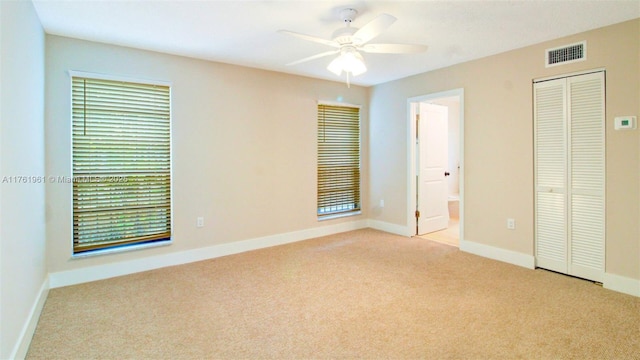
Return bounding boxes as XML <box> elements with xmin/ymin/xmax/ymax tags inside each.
<box><xmin>545</xmin><ymin>41</ymin><xmax>586</xmax><ymax>68</ymax></box>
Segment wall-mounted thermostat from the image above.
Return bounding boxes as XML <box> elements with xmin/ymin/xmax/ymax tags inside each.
<box><xmin>614</xmin><ymin>116</ymin><xmax>637</xmax><ymax>130</ymax></box>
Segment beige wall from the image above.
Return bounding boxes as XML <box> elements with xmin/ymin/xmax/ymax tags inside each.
<box><xmin>369</xmin><ymin>19</ymin><xmax>640</xmax><ymax>280</ymax></box>
<box><xmin>45</xmin><ymin>35</ymin><xmax>369</xmax><ymax>273</ymax></box>
<box><xmin>0</xmin><ymin>1</ymin><xmax>47</xmax><ymax>358</ymax></box>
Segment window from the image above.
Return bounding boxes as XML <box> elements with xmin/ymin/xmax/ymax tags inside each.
<box><xmin>71</xmin><ymin>76</ymin><xmax>171</xmax><ymax>254</ymax></box>
<box><xmin>317</xmin><ymin>103</ymin><xmax>361</xmax><ymax>217</ymax></box>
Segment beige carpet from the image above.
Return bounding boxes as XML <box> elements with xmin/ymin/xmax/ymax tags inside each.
<box><xmin>27</xmin><ymin>229</ymin><xmax>640</xmax><ymax>359</ymax></box>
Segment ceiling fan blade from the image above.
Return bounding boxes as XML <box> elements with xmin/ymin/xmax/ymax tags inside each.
<box><xmin>278</xmin><ymin>30</ymin><xmax>340</xmax><ymax>48</ymax></box>
<box><xmin>360</xmin><ymin>43</ymin><xmax>428</xmax><ymax>54</ymax></box>
<box><xmin>352</xmin><ymin>14</ymin><xmax>397</xmax><ymax>45</ymax></box>
<box><xmin>286</xmin><ymin>50</ymin><xmax>340</xmax><ymax>66</ymax></box>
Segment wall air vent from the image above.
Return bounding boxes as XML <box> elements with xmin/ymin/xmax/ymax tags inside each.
<box><xmin>545</xmin><ymin>41</ymin><xmax>586</xmax><ymax>67</ymax></box>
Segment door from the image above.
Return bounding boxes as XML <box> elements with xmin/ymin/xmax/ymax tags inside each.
<box><xmin>534</xmin><ymin>71</ymin><xmax>605</xmax><ymax>282</ymax></box>
<box><xmin>534</xmin><ymin>78</ymin><xmax>568</xmax><ymax>274</ymax></box>
<box><xmin>417</xmin><ymin>103</ymin><xmax>449</xmax><ymax>235</ymax></box>
<box><xmin>566</xmin><ymin>72</ymin><xmax>605</xmax><ymax>282</ymax></box>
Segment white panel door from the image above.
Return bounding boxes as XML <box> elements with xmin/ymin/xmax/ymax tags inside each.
<box><xmin>417</xmin><ymin>103</ymin><xmax>449</xmax><ymax>235</ymax></box>
<box><xmin>534</xmin><ymin>78</ymin><xmax>568</xmax><ymax>274</ymax></box>
<box><xmin>534</xmin><ymin>71</ymin><xmax>605</xmax><ymax>283</ymax></box>
<box><xmin>567</xmin><ymin>72</ymin><xmax>605</xmax><ymax>282</ymax></box>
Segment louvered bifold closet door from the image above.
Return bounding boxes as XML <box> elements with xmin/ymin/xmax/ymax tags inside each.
<box><xmin>534</xmin><ymin>78</ymin><xmax>568</xmax><ymax>274</ymax></box>
<box><xmin>567</xmin><ymin>72</ymin><xmax>605</xmax><ymax>282</ymax></box>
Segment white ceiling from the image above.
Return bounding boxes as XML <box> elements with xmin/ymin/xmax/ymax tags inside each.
<box><xmin>32</xmin><ymin>0</ymin><xmax>640</xmax><ymax>87</ymax></box>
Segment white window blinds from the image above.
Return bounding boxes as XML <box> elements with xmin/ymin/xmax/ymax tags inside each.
<box><xmin>317</xmin><ymin>104</ymin><xmax>361</xmax><ymax>217</ymax></box>
<box><xmin>72</xmin><ymin>76</ymin><xmax>171</xmax><ymax>254</ymax></box>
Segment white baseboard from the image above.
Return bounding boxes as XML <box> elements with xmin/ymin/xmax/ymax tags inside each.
<box><xmin>604</xmin><ymin>272</ymin><xmax>640</xmax><ymax>297</ymax></box>
<box><xmin>10</xmin><ymin>276</ymin><xmax>49</xmax><ymax>360</ymax></box>
<box><xmin>49</xmin><ymin>220</ymin><xmax>369</xmax><ymax>288</ymax></box>
<box><xmin>460</xmin><ymin>238</ymin><xmax>535</xmax><ymax>269</ymax></box>
<box><xmin>367</xmin><ymin>220</ymin><xmax>412</xmax><ymax>237</ymax></box>
<box><xmin>460</xmin><ymin>240</ymin><xmax>639</xmax><ymax>298</ymax></box>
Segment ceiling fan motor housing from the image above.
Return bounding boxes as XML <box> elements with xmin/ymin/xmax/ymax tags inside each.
<box><xmin>332</xmin><ymin>27</ymin><xmax>358</xmax><ymax>45</ymax></box>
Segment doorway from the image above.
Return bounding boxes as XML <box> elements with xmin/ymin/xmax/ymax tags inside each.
<box><xmin>407</xmin><ymin>89</ymin><xmax>464</xmax><ymax>247</ymax></box>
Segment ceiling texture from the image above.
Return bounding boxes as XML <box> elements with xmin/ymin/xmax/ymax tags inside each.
<box><xmin>32</xmin><ymin>0</ymin><xmax>640</xmax><ymax>87</ymax></box>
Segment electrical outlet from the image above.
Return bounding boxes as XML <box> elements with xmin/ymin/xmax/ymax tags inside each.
<box><xmin>196</xmin><ymin>217</ymin><xmax>204</xmax><ymax>228</ymax></box>
<box><xmin>380</xmin><ymin>199</ymin><xmax>385</xmax><ymax>208</ymax></box>
<box><xmin>507</xmin><ymin>218</ymin><xmax>515</xmax><ymax>230</ymax></box>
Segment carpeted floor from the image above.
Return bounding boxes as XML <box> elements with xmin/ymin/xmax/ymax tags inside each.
<box><xmin>27</xmin><ymin>229</ymin><xmax>640</xmax><ymax>359</ymax></box>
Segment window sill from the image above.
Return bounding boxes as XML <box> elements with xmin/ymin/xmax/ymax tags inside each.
<box><xmin>71</xmin><ymin>239</ymin><xmax>172</xmax><ymax>259</ymax></box>
<box><xmin>317</xmin><ymin>210</ymin><xmax>362</xmax><ymax>221</ymax></box>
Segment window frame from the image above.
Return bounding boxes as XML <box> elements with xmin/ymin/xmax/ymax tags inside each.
<box><xmin>317</xmin><ymin>101</ymin><xmax>362</xmax><ymax>220</ymax></box>
<box><xmin>68</xmin><ymin>71</ymin><xmax>173</xmax><ymax>257</ymax></box>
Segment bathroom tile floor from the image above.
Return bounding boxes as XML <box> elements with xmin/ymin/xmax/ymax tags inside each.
<box><xmin>418</xmin><ymin>218</ymin><xmax>459</xmax><ymax>247</ymax></box>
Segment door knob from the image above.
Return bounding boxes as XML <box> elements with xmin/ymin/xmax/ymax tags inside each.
<box><xmin>444</xmin><ymin>172</ymin><xmax>450</xmax><ymax>176</ymax></box>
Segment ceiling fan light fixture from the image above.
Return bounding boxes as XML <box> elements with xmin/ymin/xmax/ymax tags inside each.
<box><xmin>281</xmin><ymin>9</ymin><xmax>426</xmax><ymax>86</ymax></box>
<box><xmin>327</xmin><ymin>49</ymin><xmax>367</xmax><ymax>76</ymax></box>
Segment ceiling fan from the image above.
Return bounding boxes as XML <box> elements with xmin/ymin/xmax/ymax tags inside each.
<box><xmin>279</xmin><ymin>8</ymin><xmax>427</xmax><ymax>86</ymax></box>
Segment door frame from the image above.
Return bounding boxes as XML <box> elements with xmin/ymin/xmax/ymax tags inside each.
<box><xmin>407</xmin><ymin>88</ymin><xmax>465</xmax><ymax>241</ymax></box>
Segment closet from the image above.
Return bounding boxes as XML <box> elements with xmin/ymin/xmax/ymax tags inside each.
<box><xmin>534</xmin><ymin>71</ymin><xmax>605</xmax><ymax>282</ymax></box>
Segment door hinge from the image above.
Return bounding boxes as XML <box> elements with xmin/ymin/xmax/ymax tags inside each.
<box><xmin>415</xmin><ymin>210</ymin><xmax>420</xmax><ymax>218</ymax></box>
